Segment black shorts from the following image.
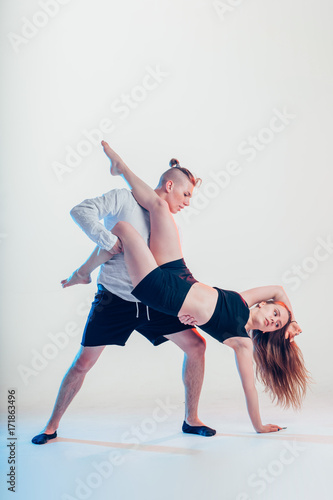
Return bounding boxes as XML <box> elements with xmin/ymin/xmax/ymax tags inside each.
<box><xmin>131</xmin><ymin>259</ymin><xmax>197</xmax><ymax>317</ymax></box>
<box><xmin>81</xmin><ymin>285</ymin><xmax>191</xmax><ymax>347</ymax></box>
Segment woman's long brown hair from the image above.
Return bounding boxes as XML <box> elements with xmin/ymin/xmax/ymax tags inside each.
<box><xmin>252</xmin><ymin>302</ymin><xmax>312</xmax><ymax>410</ymax></box>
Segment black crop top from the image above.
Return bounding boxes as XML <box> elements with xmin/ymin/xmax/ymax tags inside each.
<box><xmin>200</xmin><ymin>287</ymin><xmax>250</xmax><ymax>343</ymax></box>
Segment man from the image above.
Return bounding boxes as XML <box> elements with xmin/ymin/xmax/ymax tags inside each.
<box><xmin>32</xmin><ymin>150</ymin><xmax>215</xmax><ymax>445</ymax></box>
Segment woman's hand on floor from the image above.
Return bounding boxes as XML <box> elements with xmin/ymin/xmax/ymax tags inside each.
<box><xmin>256</xmin><ymin>424</ymin><xmax>285</xmax><ymax>433</ymax></box>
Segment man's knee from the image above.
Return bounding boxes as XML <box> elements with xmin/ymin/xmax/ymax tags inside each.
<box><xmin>182</xmin><ymin>332</ymin><xmax>206</xmax><ymax>357</ymax></box>
<box><xmin>72</xmin><ymin>347</ymin><xmax>103</xmax><ymax>373</ymax></box>
<box><xmin>190</xmin><ymin>335</ymin><xmax>206</xmax><ymax>356</ymax></box>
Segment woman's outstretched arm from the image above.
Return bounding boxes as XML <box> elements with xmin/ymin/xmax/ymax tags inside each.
<box><xmin>233</xmin><ymin>340</ymin><xmax>283</xmax><ymax>433</ymax></box>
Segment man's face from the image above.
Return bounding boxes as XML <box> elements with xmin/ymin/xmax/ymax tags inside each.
<box><xmin>164</xmin><ymin>178</ymin><xmax>194</xmax><ymax>214</ymax></box>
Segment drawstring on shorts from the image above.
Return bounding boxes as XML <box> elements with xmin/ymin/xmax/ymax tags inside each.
<box><xmin>135</xmin><ymin>302</ymin><xmax>150</xmax><ymax>321</ymax></box>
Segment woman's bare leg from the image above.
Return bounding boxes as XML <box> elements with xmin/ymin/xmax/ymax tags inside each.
<box><xmin>111</xmin><ymin>221</ymin><xmax>158</xmax><ymax>287</ymax></box>
<box><xmin>61</xmin><ymin>218</ymin><xmax>156</xmax><ymax>290</ymax></box>
<box><xmin>101</xmin><ymin>141</ymin><xmax>183</xmax><ymax>265</ymax></box>
<box><xmin>61</xmin><ymin>240</ymin><xmax>122</xmax><ymax>288</ymax></box>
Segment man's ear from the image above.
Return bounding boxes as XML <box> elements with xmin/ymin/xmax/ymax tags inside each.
<box><xmin>165</xmin><ymin>180</ymin><xmax>173</xmax><ymax>193</ymax></box>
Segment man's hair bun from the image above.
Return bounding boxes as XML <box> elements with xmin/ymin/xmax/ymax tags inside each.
<box><xmin>160</xmin><ymin>159</ymin><xmax>201</xmax><ymax>188</ymax></box>
<box><xmin>169</xmin><ymin>158</ymin><xmax>180</xmax><ymax>167</ymax></box>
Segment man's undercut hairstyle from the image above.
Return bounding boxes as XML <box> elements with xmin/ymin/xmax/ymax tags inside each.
<box><xmin>157</xmin><ymin>158</ymin><xmax>202</xmax><ymax>188</ymax></box>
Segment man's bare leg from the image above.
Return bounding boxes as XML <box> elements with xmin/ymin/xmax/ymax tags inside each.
<box><xmin>165</xmin><ymin>330</ymin><xmax>215</xmax><ymax>436</ymax></box>
<box><xmin>165</xmin><ymin>329</ymin><xmax>206</xmax><ymax>426</ymax></box>
<box><xmin>32</xmin><ymin>346</ymin><xmax>104</xmax><ymax>444</ymax></box>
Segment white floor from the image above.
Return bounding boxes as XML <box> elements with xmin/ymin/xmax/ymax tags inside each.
<box><xmin>1</xmin><ymin>391</ymin><xmax>332</xmax><ymax>500</ymax></box>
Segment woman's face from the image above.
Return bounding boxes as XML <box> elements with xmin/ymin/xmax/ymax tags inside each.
<box><xmin>253</xmin><ymin>302</ymin><xmax>290</xmax><ymax>332</ymax></box>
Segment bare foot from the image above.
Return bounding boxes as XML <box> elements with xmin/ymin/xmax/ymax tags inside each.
<box><xmin>101</xmin><ymin>140</ymin><xmax>125</xmax><ymax>175</ymax></box>
<box><xmin>61</xmin><ymin>269</ymin><xmax>91</xmax><ymax>288</ymax></box>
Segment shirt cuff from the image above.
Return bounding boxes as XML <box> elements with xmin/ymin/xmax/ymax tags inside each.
<box><xmin>98</xmin><ymin>232</ymin><xmax>118</xmax><ymax>251</ymax></box>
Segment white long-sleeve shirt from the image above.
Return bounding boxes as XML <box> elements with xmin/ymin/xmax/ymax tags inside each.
<box><xmin>70</xmin><ymin>188</ymin><xmax>150</xmax><ymax>302</ymax></box>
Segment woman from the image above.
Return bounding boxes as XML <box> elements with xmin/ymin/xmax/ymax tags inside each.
<box><xmin>63</xmin><ymin>141</ymin><xmax>310</xmax><ymax>433</ymax></box>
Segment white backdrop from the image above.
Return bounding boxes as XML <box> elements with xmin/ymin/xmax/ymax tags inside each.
<box><xmin>1</xmin><ymin>0</ymin><xmax>332</xmax><ymax>419</ymax></box>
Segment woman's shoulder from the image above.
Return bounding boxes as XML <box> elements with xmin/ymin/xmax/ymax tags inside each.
<box><xmin>215</xmin><ymin>288</ymin><xmax>249</xmax><ymax>309</ymax></box>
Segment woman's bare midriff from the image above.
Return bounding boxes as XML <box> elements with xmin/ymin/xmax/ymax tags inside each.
<box><xmin>178</xmin><ymin>283</ymin><xmax>218</xmax><ymax>325</ymax></box>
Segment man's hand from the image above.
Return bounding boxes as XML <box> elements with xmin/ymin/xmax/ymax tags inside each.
<box><xmin>108</xmin><ymin>238</ymin><xmax>123</xmax><ymax>256</ymax></box>
<box><xmin>285</xmin><ymin>321</ymin><xmax>302</xmax><ymax>342</ymax></box>
<box><xmin>178</xmin><ymin>314</ymin><xmax>198</xmax><ymax>326</ymax></box>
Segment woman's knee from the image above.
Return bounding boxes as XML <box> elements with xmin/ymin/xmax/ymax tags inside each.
<box><xmin>112</xmin><ymin>220</ymin><xmax>132</xmax><ymax>236</ymax></box>
<box><xmin>112</xmin><ymin>221</ymin><xmax>145</xmax><ymax>252</ymax></box>
<box><xmin>112</xmin><ymin>220</ymin><xmax>136</xmax><ymax>243</ymax></box>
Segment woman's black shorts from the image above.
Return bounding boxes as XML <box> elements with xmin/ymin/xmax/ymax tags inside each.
<box><xmin>131</xmin><ymin>259</ymin><xmax>197</xmax><ymax>317</ymax></box>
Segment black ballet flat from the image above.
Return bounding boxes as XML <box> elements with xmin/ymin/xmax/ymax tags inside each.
<box><xmin>31</xmin><ymin>431</ymin><xmax>57</xmax><ymax>445</ymax></box>
<box><xmin>182</xmin><ymin>421</ymin><xmax>216</xmax><ymax>437</ymax></box>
